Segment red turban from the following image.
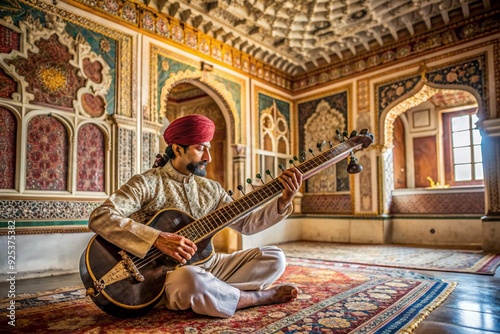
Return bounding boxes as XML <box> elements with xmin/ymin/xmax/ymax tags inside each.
<box><xmin>163</xmin><ymin>114</ymin><xmax>215</xmax><ymax>145</ymax></box>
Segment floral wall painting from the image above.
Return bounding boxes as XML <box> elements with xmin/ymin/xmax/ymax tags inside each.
<box><xmin>298</xmin><ymin>91</ymin><xmax>350</xmax><ymax>193</ymax></box>
<box><xmin>1</xmin><ymin>0</ymin><xmax>119</xmax><ymax>116</ymax></box>
<box><xmin>0</xmin><ymin>0</ymin><xmax>136</xmax><ymax>231</ymax></box>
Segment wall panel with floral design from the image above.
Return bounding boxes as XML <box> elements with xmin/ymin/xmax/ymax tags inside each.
<box><xmin>0</xmin><ymin>0</ymin><xmax>134</xmax><ymax>231</ymax></box>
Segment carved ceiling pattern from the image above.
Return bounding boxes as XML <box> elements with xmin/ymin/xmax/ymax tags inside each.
<box><xmin>143</xmin><ymin>0</ymin><xmax>492</xmax><ymax>74</ymax></box>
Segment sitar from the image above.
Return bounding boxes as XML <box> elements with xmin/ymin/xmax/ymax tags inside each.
<box><xmin>79</xmin><ymin>129</ymin><xmax>374</xmax><ymax>318</ymax></box>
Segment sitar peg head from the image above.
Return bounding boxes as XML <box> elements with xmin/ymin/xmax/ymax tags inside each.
<box><xmin>300</xmin><ymin>151</ymin><xmax>306</xmax><ymax>162</ymax></box>
<box><xmin>246</xmin><ymin>178</ymin><xmax>255</xmax><ymax>189</ymax></box>
<box><xmin>316</xmin><ymin>141</ymin><xmax>326</xmax><ymax>152</ymax></box>
<box><xmin>266</xmin><ymin>169</ymin><xmax>275</xmax><ymax>179</ymax></box>
<box><xmin>237</xmin><ymin>184</ymin><xmax>246</xmax><ymax>195</ymax></box>
<box><xmin>336</xmin><ymin>130</ymin><xmax>343</xmax><ymax>142</ymax></box>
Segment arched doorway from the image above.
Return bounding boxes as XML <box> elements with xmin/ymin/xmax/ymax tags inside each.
<box><xmin>161</xmin><ymin>81</ymin><xmax>240</xmax><ymax>253</ymax></box>
<box><xmin>380</xmin><ymin>84</ymin><xmax>484</xmax><ymax>215</ymax></box>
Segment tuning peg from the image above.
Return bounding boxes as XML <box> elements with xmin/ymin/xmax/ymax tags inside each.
<box><xmin>300</xmin><ymin>151</ymin><xmax>306</xmax><ymax>162</ymax></box>
<box><xmin>227</xmin><ymin>190</ymin><xmax>234</xmax><ymax>200</ymax></box>
<box><xmin>266</xmin><ymin>169</ymin><xmax>275</xmax><ymax>179</ymax></box>
<box><xmin>336</xmin><ymin>129</ymin><xmax>343</xmax><ymax>142</ymax></box>
<box><xmin>328</xmin><ymin>141</ymin><xmax>333</xmax><ymax>148</ymax></box>
<box><xmin>350</xmin><ymin>130</ymin><xmax>357</xmax><ymax>138</ymax></box>
<box><xmin>289</xmin><ymin>159</ymin><xmax>297</xmax><ymax>167</ymax></box>
<box><xmin>237</xmin><ymin>184</ymin><xmax>246</xmax><ymax>195</ymax></box>
<box><xmin>278</xmin><ymin>164</ymin><xmax>285</xmax><ymax>172</ymax></box>
<box><xmin>308</xmin><ymin>148</ymin><xmax>315</xmax><ymax>157</ymax></box>
<box><xmin>256</xmin><ymin>173</ymin><xmax>265</xmax><ymax>184</ymax></box>
<box><xmin>316</xmin><ymin>141</ymin><xmax>326</xmax><ymax>152</ymax></box>
<box><xmin>347</xmin><ymin>152</ymin><xmax>363</xmax><ymax>174</ymax></box>
<box><xmin>246</xmin><ymin>178</ymin><xmax>255</xmax><ymax>189</ymax></box>
<box><xmin>342</xmin><ymin>131</ymin><xmax>348</xmax><ymax>139</ymax></box>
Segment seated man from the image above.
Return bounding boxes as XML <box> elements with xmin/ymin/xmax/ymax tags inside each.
<box><xmin>89</xmin><ymin>114</ymin><xmax>303</xmax><ymax>318</ymax></box>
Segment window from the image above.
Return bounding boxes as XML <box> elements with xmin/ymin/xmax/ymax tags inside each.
<box><xmin>443</xmin><ymin>109</ymin><xmax>483</xmax><ymax>186</ymax></box>
<box><xmin>257</xmin><ymin>100</ymin><xmax>291</xmax><ymax>180</ymax></box>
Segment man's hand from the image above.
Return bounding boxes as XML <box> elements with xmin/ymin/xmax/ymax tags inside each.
<box><xmin>277</xmin><ymin>167</ymin><xmax>303</xmax><ymax>214</ymax></box>
<box><xmin>153</xmin><ymin>232</ymin><xmax>197</xmax><ymax>264</ymax></box>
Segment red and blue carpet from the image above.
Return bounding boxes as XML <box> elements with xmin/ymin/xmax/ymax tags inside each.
<box><xmin>2</xmin><ymin>258</ymin><xmax>455</xmax><ymax>333</ymax></box>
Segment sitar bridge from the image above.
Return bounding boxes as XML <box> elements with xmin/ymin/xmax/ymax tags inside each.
<box><xmin>118</xmin><ymin>250</ymin><xmax>145</xmax><ymax>282</ymax></box>
<box><xmin>87</xmin><ymin>250</ymin><xmax>145</xmax><ymax>297</ymax></box>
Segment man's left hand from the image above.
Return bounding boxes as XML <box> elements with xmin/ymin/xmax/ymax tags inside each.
<box><xmin>277</xmin><ymin>167</ymin><xmax>303</xmax><ymax>213</ymax></box>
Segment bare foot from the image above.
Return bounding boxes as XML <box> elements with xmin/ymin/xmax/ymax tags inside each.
<box><xmin>237</xmin><ymin>284</ymin><xmax>298</xmax><ymax>310</ymax></box>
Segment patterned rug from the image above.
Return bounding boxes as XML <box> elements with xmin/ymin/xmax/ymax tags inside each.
<box><xmin>277</xmin><ymin>242</ymin><xmax>500</xmax><ymax>275</ymax></box>
<box><xmin>1</xmin><ymin>258</ymin><xmax>455</xmax><ymax>333</ymax></box>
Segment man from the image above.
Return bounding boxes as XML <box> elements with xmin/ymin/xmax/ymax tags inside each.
<box><xmin>89</xmin><ymin>114</ymin><xmax>303</xmax><ymax>318</ymax></box>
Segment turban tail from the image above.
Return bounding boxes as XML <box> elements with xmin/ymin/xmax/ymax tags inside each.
<box><xmin>163</xmin><ymin>114</ymin><xmax>215</xmax><ymax>146</ymax></box>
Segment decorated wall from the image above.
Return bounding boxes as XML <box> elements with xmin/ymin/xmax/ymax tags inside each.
<box><xmin>296</xmin><ymin>89</ymin><xmax>353</xmax><ymax>214</ymax></box>
<box><xmin>0</xmin><ymin>0</ymin><xmax>137</xmax><ymax>233</ymax></box>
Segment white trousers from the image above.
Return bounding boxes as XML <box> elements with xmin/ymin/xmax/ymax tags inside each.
<box><xmin>163</xmin><ymin>245</ymin><xmax>286</xmax><ymax>318</ymax></box>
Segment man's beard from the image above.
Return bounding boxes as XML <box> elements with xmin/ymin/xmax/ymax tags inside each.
<box><xmin>187</xmin><ymin>162</ymin><xmax>207</xmax><ymax>176</ymax></box>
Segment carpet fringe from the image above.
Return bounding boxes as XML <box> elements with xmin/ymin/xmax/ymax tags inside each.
<box><xmin>399</xmin><ymin>281</ymin><xmax>458</xmax><ymax>334</ymax></box>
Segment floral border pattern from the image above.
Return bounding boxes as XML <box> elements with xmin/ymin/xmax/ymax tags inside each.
<box><xmin>0</xmin><ymin>200</ymin><xmax>101</xmax><ymax>220</ymax></box>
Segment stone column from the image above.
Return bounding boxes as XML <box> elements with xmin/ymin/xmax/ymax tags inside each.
<box><xmin>229</xmin><ymin>144</ymin><xmax>247</xmax><ymax>251</ymax></box>
<box><xmin>481</xmin><ymin>118</ymin><xmax>500</xmax><ymax>251</ymax></box>
<box><xmin>108</xmin><ymin>115</ymin><xmax>138</xmax><ymax>190</ymax></box>
<box><xmin>231</xmin><ymin>144</ymin><xmax>246</xmax><ymax>197</ymax></box>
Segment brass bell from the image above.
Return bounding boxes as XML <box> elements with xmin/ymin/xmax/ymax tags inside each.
<box><xmin>347</xmin><ymin>153</ymin><xmax>363</xmax><ymax>174</ymax></box>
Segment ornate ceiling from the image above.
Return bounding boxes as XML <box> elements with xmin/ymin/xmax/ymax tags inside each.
<box><xmin>141</xmin><ymin>0</ymin><xmax>493</xmax><ymax>75</ymax></box>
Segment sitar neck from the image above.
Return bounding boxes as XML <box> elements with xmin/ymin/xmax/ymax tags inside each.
<box><xmin>175</xmin><ymin>138</ymin><xmax>365</xmax><ymax>243</ymax></box>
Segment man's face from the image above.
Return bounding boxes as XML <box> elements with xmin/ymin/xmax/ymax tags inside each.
<box><xmin>174</xmin><ymin>142</ymin><xmax>212</xmax><ymax>176</ymax></box>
